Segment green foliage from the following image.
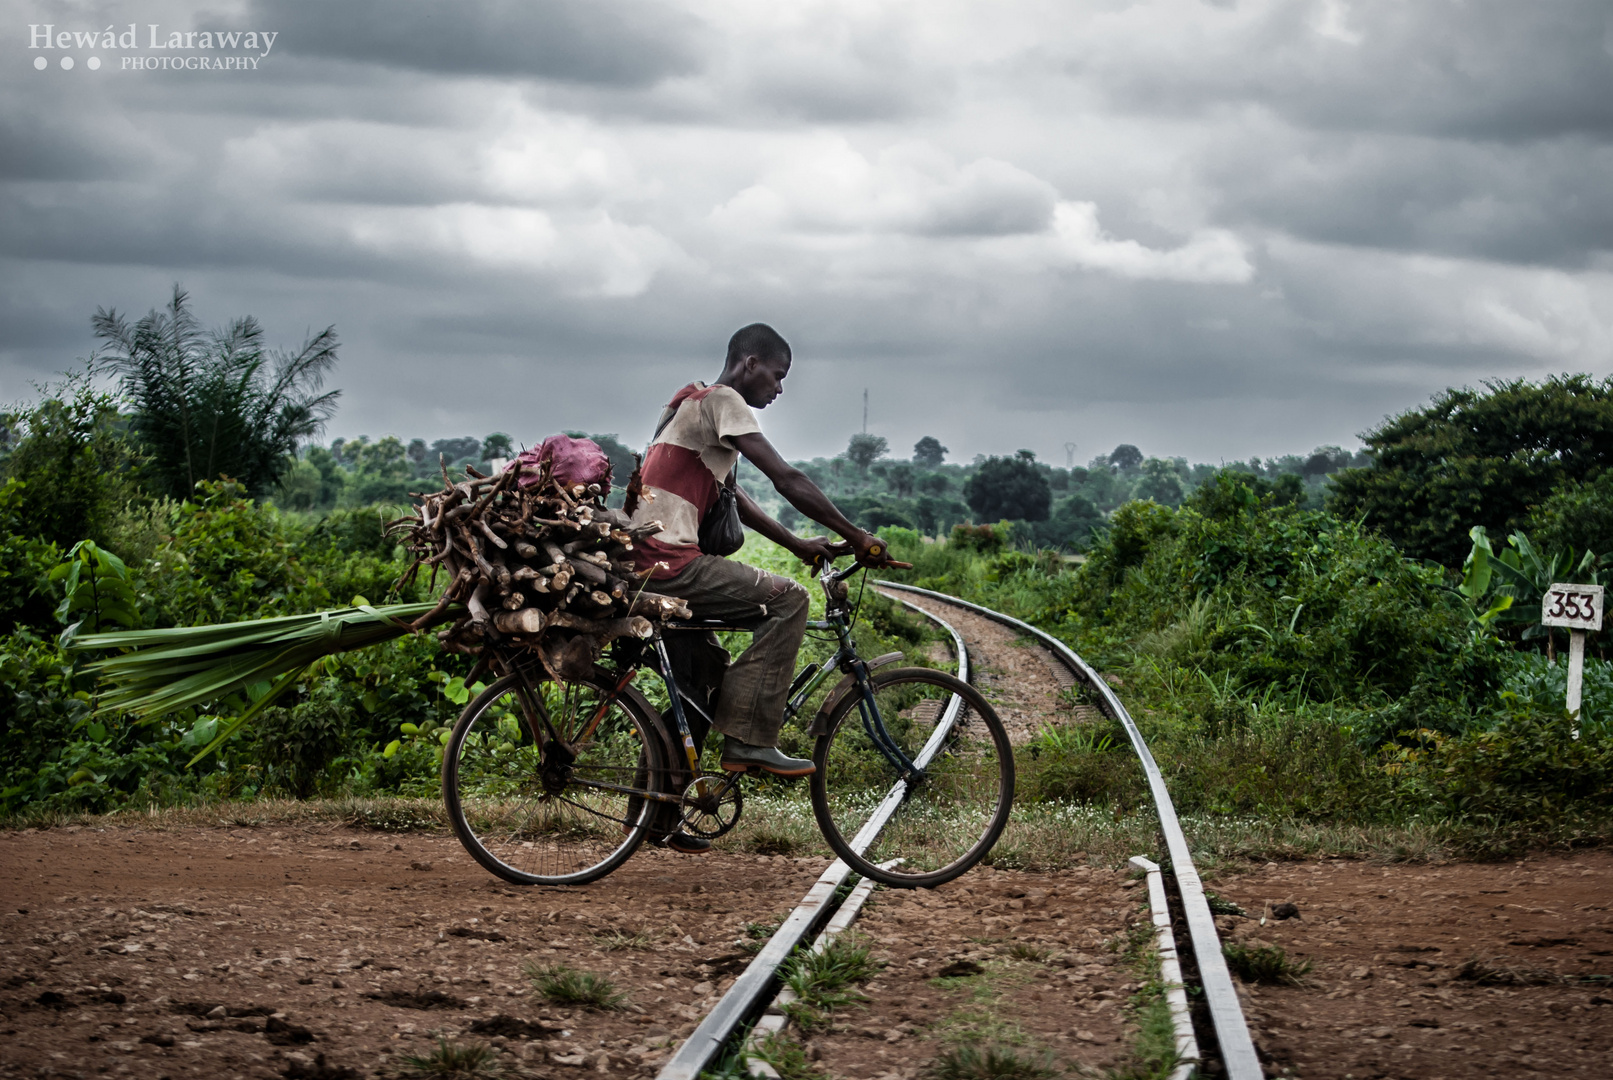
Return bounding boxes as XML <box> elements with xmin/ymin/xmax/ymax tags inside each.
<box><xmin>92</xmin><ymin>285</ymin><xmax>340</xmax><ymax>500</ymax></box>
<box><xmin>253</xmin><ymin>692</ymin><xmax>352</xmax><ymax>798</ymax></box>
<box><xmin>0</xmin><ymin>371</ymin><xmax>142</xmax><ymax>549</ymax></box>
<box><xmin>1384</xmin><ymin>697</ymin><xmax>1613</xmax><ymax>820</ymax></box>
<box><xmin>139</xmin><ymin>480</ymin><xmax>314</xmax><ymax>627</ymax></box>
<box><xmin>0</xmin><ymin>629</ymin><xmax>196</xmax><ymax>815</ymax></box>
<box><xmin>525</xmin><ymin>963</ymin><xmax>627</xmax><ymax>1009</ymax></box>
<box><xmin>1530</xmin><ymin>470</ymin><xmax>1613</xmax><ymax>558</ymax></box>
<box><xmin>1031</xmin><ymin>493</ymin><xmax>1104</xmax><ymax>550</ymax></box>
<box><xmin>925</xmin><ymin>1043</ymin><xmax>1055</xmax><ymax>1080</ymax></box>
<box><xmin>1222</xmin><ymin>942</ymin><xmax>1311</xmax><ymax>985</ymax></box>
<box><xmin>1329</xmin><ymin>374</ymin><xmax>1613</xmax><ymax>565</ymax></box>
<box><xmin>398</xmin><ymin>1038</ymin><xmax>507</xmax><ymax>1079</ymax></box>
<box><xmin>1021</xmin><ymin>718</ymin><xmax>1143</xmax><ymax>807</ymax></box>
<box><xmin>49</xmin><ymin>541</ymin><xmax>140</xmax><ymax>638</ymax></box>
<box><xmin>336</xmin><ymin>436</ymin><xmax>414</xmax><ymax>507</ymax></box>
<box><xmin>780</xmin><ymin>933</ymin><xmax>883</xmax><ymax>1032</ymax></box>
<box><xmin>1133</xmin><ymin>458</ymin><xmax>1185</xmax><ymax>507</ymax></box>
<box><xmin>950</xmin><ymin>522</ymin><xmax>1008</xmax><ymax>553</ymax></box>
<box><xmin>0</xmin><ymin>480</ymin><xmax>62</xmax><ymax>633</ymax></box>
<box><xmin>1500</xmin><ymin>650</ymin><xmax>1613</xmax><ymax>735</ymax></box>
<box><xmin>913</xmin><ymin>435</ymin><xmax>948</xmax><ymax>468</ymax></box>
<box><xmin>846</xmin><ymin>433</ymin><xmax>889</xmax><ymax>470</ymax></box>
<box><xmin>1459</xmin><ymin>526</ymin><xmax>1600</xmax><ymax>641</ymax></box>
<box><xmin>964</xmin><ymin>456</ymin><xmax>1050</xmax><ymax>523</ymax></box>
<box><xmin>1067</xmin><ymin>480</ymin><xmax>1500</xmax><ymax>718</ymax></box>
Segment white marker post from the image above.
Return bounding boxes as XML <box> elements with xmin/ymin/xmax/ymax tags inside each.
<box><xmin>1541</xmin><ymin>582</ymin><xmax>1604</xmax><ymax>739</ymax></box>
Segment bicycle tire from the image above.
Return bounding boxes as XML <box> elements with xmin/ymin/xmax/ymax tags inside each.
<box><xmin>443</xmin><ymin>670</ymin><xmax>669</xmax><ymax>886</ymax></box>
<box><xmin>809</xmin><ymin>666</ymin><xmax>1014</xmax><ymax>889</ymax></box>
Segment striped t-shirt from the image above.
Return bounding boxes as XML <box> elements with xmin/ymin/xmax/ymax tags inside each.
<box><xmin>630</xmin><ymin>382</ymin><xmax>763</xmax><ymax>579</ymax></box>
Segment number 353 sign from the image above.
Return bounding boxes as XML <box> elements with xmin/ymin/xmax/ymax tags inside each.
<box><xmin>1541</xmin><ymin>583</ymin><xmax>1604</xmax><ymax>631</ymax></box>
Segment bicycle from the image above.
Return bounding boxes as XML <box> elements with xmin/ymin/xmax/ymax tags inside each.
<box><xmin>440</xmin><ymin>553</ymin><xmax>1015</xmax><ymax>889</ymax></box>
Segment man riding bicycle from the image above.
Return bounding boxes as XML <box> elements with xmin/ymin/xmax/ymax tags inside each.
<box><xmin>627</xmin><ymin>323</ymin><xmax>891</xmax><ymax>852</ymax></box>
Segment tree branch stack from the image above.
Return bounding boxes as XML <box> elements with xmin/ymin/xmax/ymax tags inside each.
<box><xmin>388</xmin><ymin>458</ymin><xmax>688</xmax><ymax>679</ymax></box>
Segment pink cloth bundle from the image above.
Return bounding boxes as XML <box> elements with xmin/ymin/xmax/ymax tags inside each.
<box><xmin>507</xmin><ymin>434</ymin><xmax>613</xmax><ymax>493</ymax></box>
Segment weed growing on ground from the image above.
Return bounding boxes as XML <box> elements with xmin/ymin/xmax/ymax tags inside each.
<box><xmin>779</xmin><ymin>934</ymin><xmax>883</xmax><ymax>1032</ymax></box>
<box><xmin>524</xmin><ymin>963</ymin><xmax>627</xmax><ymax>1009</ymax></box>
<box><xmin>397</xmin><ymin>1038</ymin><xmax>505</xmax><ymax>1078</ymax></box>
<box><xmin>1004</xmin><ymin>943</ymin><xmax>1053</xmax><ymax>964</ymax></box>
<box><xmin>1203</xmin><ymin>890</ymin><xmax>1249</xmax><ymax>917</ymax></box>
<box><xmin>737</xmin><ymin>919</ymin><xmax>782</xmax><ymax>955</ymax></box>
<box><xmin>1222</xmin><ymin>942</ymin><xmax>1312</xmax><ymax>986</ymax></box>
<box><xmin>745</xmin><ymin>1031</ymin><xmax>824</xmax><ymax>1080</ymax></box>
<box><xmin>593</xmin><ymin>929</ymin><xmax>655</xmax><ymax>951</ymax></box>
<box><xmin>925</xmin><ymin>1042</ymin><xmax>1055</xmax><ymax>1080</ymax></box>
<box><xmin>1454</xmin><ymin>956</ymin><xmax>1569</xmax><ymax>986</ymax></box>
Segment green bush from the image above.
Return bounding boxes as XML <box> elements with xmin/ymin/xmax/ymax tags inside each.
<box><xmin>0</xmin><ymin>481</ymin><xmax>62</xmax><ymax>633</ymax></box>
<box><xmin>1386</xmin><ymin>698</ymin><xmax>1613</xmax><ymax>821</ymax></box>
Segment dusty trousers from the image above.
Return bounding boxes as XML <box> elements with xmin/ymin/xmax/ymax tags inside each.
<box><xmin>648</xmin><ymin>555</ymin><xmax>811</xmax><ymax>747</ymax></box>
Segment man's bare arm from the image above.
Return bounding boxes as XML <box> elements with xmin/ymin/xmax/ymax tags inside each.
<box><xmin>735</xmin><ymin>487</ymin><xmax>839</xmax><ymax>565</ymax></box>
<box><xmin>731</xmin><ymin>431</ymin><xmax>880</xmax><ymax>561</ymax></box>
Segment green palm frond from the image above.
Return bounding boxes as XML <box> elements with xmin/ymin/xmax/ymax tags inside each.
<box><xmin>71</xmin><ymin>602</ymin><xmax>461</xmax><ymax>729</ymax></box>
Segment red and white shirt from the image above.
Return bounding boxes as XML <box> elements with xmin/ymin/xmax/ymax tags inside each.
<box><xmin>630</xmin><ymin>382</ymin><xmax>762</xmax><ymax>579</ymax></box>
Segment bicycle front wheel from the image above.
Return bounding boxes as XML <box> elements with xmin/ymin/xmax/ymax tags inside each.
<box><xmin>443</xmin><ymin>671</ymin><xmax>668</xmax><ymax>886</ymax></box>
<box><xmin>810</xmin><ymin>666</ymin><xmax>1014</xmax><ymax>888</ymax></box>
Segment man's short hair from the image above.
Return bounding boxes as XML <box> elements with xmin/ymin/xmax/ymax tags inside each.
<box><xmin>726</xmin><ymin>323</ymin><xmax>791</xmax><ymax>369</ymax></box>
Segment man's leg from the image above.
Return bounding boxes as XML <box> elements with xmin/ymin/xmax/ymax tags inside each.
<box><xmin>651</xmin><ymin>556</ymin><xmax>810</xmax><ymax>748</ymax></box>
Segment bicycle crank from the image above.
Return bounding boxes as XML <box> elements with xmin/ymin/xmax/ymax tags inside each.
<box><xmin>679</xmin><ymin>775</ymin><xmax>744</xmax><ymax>839</ymax></box>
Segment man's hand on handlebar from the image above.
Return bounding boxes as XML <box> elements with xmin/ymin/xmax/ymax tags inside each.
<box><xmin>797</xmin><ymin>531</ymin><xmax>912</xmax><ymax>569</ymax></box>
<box><xmin>793</xmin><ymin>535</ymin><xmax>844</xmax><ymax>567</ymax></box>
<box><xmin>850</xmin><ymin>530</ymin><xmax>912</xmax><ymax>569</ymax></box>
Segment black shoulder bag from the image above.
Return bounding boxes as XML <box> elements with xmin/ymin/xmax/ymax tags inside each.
<box><xmin>651</xmin><ymin>405</ymin><xmax>746</xmax><ymax>558</ymax></box>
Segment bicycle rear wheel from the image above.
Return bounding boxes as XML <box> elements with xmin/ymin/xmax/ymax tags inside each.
<box><xmin>810</xmin><ymin>666</ymin><xmax>1013</xmax><ymax>888</ymax></box>
<box><xmin>443</xmin><ymin>671</ymin><xmax>668</xmax><ymax>886</ymax></box>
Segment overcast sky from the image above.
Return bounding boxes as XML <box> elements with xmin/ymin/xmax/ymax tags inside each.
<box><xmin>5</xmin><ymin>0</ymin><xmax>1611</xmax><ymax>467</ymax></box>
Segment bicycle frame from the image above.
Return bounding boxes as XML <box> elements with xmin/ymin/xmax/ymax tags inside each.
<box><xmin>653</xmin><ymin>557</ymin><xmax>924</xmax><ymax>785</ymax></box>
<box><xmin>492</xmin><ymin>557</ymin><xmax>923</xmax><ymax>823</ymax></box>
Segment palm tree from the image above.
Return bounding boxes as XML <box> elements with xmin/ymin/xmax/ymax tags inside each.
<box><xmin>91</xmin><ymin>285</ymin><xmax>341</xmax><ymax>499</ymax></box>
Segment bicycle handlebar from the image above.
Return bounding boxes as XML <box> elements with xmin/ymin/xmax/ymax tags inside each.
<box><xmin>812</xmin><ymin>544</ymin><xmax>913</xmax><ymax>581</ymax></box>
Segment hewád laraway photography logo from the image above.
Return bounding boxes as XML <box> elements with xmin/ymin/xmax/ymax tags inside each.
<box><xmin>27</xmin><ymin>21</ymin><xmax>278</xmax><ymax>70</ymax></box>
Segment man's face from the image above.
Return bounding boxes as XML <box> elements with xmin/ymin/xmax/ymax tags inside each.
<box><xmin>738</xmin><ymin>353</ymin><xmax>791</xmax><ymax>409</ymax></box>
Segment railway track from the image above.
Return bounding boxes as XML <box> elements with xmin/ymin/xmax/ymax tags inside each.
<box><xmin>657</xmin><ymin>582</ymin><xmax>1261</xmax><ymax>1080</ymax></box>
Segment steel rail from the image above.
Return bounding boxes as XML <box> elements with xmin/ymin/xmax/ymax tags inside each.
<box><xmin>656</xmin><ymin>597</ymin><xmax>972</xmax><ymax>1080</ymax></box>
<box><xmin>874</xmin><ymin>581</ymin><xmax>1262</xmax><ymax>1080</ymax></box>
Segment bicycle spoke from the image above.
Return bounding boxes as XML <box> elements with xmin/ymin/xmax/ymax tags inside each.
<box><xmin>812</xmin><ymin>668</ymin><xmax>1013</xmax><ymax>888</ymax></box>
<box><xmin>445</xmin><ymin>673</ymin><xmax>668</xmax><ymax>885</ymax></box>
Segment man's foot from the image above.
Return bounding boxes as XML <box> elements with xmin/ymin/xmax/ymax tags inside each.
<box><xmin>720</xmin><ymin>736</ymin><xmax>816</xmax><ymax>777</ymax></box>
<box><xmin>646</xmin><ymin>831</ymin><xmax>711</xmax><ymax>854</ymax></box>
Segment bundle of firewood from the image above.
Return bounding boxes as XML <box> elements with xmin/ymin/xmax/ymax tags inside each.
<box><xmin>388</xmin><ymin>459</ymin><xmax>690</xmax><ymax>679</ymax></box>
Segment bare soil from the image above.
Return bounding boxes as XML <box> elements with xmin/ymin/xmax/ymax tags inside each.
<box><xmin>1213</xmin><ymin>850</ymin><xmax>1613</xmax><ymax>1079</ymax></box>
<box><xmin>0</xmin><ymin>825</ymin><xmax>1141</xmax><ymax>1079</ymax></box>
<box><xmin>5</xmin><ymin>827</ymin><xmax>1610</xmax><ymax>1080</ymax></box>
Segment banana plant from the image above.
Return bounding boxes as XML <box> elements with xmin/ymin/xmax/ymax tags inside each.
<box><xmin>1461</xmin><ymin>526</ymin><xmax>1601</xmax><ymax>640</ymax></box>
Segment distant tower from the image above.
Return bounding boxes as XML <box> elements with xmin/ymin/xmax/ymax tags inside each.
<box><xmin>1065</xmin><ymin>442</ymin><xmax>1078</xmax><ymax>468</ymax></box>
<box><xmin>863</xmin><ymin>389</ymin><xmax>869</xmax><ymax>434</ymax></box>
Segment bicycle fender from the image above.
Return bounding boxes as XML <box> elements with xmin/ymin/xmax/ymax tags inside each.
<box><xmin>806</xmin><ymin>652</ymin><xmax>904</xmax><ymax>737</ymax></box>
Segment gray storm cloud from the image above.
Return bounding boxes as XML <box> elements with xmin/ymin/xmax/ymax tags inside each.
<box><xmin>2</xmin><ymin>0</ymin><xmax>1609</xmax><ymax>464</ymax></box>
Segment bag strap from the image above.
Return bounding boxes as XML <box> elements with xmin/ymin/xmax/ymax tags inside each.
<box><xmin>648</xmin><ymin>390</ymin><xmax>738</xmax><ymax>490</ymax></box>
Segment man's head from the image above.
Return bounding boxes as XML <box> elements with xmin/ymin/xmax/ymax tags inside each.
<box><xmin>720</xmin><ymin>323</ymin><xmax>792</xmax><ymax>409</ymax></box>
